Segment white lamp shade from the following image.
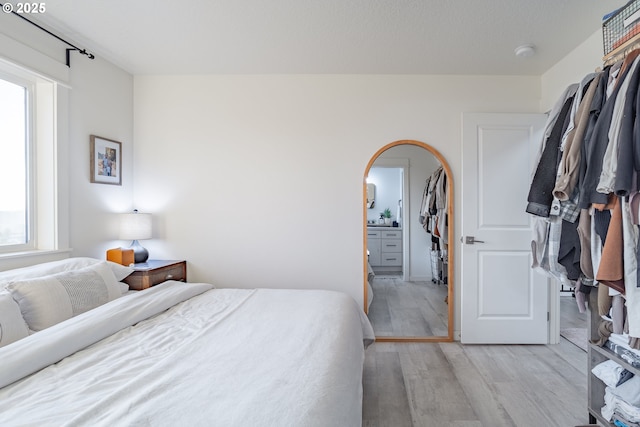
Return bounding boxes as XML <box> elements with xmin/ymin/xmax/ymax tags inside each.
<box><xmin>119</xmin><ymin>212</ymin><xmax>152</xmax><ymax>240</ymax></box>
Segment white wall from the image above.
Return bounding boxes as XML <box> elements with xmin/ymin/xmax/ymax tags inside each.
<box><xmin>0</xmin><ymin>12</ymin><xmax>543</xmax><ymax>338</ymax></box>
<box><xmin>541</xmin><ymin>29</ymin><xmax>605</xmax><ymax>112</ymax></box>
<box><xmin>134</xmin><ymin>74</ymin><xmax>541</xmax><ymax>334</ymax></box>
<box><xmin>67</xmin><ymin>57</ymin><xmax>134</xmax><ymax>258</ymax></box>
<box><xmin>0</xmin><ymin>12</ymin><xmax>133</xmax><ymax>270</ymax></box>
<box><xmin>0</xmin><ymin>11</ymin><xmax>610</xmax><ymax>338</ymax></box>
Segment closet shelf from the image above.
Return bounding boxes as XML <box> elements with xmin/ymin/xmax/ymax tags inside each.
<box><xmin>590</xmin><ymin>342</ymin><xmax>640</xmax><ymax>375</ymax></box>
<box><xmin>587</xmin><ymin>291</ymin><xmax>640</xmax><ymax>426</ymax></box>
<box><xmin>587</xmin><ymin>402</ymin><xmax>614</xmax><ymax>427</ymax></box>
<box><xmin>603</xmin><ymin>0</ymin><xmax>640</xmax><ymax>62</ymax></box>
<box><xmin>603</xmin><ymin>32</ymin><xmax>640</xmax><ymax>66</ymax></box>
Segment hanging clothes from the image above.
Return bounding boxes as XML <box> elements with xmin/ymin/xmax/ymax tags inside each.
<box><xmin>419</xmin><ymin>165</ymin><xmax>448</xmax><ymax>260</ymax></box>
<box><xmin>526</xmin><ymin>95</ymin><xmax>575</xmax><ymax>217</ymax></box>
<box><xmin>527</xmin><ymin>48</ymin><xmax>640</xmax><ymax>348</ymax></box>
<box><xmin>554</xmin><ymin>73</ymin><xmax>601</xmax><ymax>202</ymax></box>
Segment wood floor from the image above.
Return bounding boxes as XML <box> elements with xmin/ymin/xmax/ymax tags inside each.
<box><xmin>368</xmin><ymin>275</ymin><xmax>448</xmax><ymax>337</ymax></box>
<box><xmin>560</xmin><ymin>291</ymin><xmax>589</xmax><ymax>329</ymax></box>
<box><xmin>362</xmin><ymin>292</ymin><xmax>591</xmax><ymax>426</ymax></box>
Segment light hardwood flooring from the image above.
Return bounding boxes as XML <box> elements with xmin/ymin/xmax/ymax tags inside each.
<box><xmin>363</xmin><ymin>291</ymin><xmax>591</xmax><ymax>426</ymax></box>
<box><xmin>368</xmin><ymin>275</ymin><xmax>448</xmax><ymax>337</ymax></box>
<box><xmin>362</xmin><ymin>340</ymin><xmax>589</xmax><ymax>426</ymax></box>
<box><xmin>560</xmin><ymin>292</ymin><xmax>589</xmax><ymax>330</ymax></box>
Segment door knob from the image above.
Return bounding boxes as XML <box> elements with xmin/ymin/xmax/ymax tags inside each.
<box><xmin>463</xmin><ymin>236</ymin><xmax>485</xmax><ymax>244</ymax></box>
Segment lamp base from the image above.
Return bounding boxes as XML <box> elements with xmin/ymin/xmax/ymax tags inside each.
<box><xmin>129</xmin><ymin>240</ymin><xmax>149</xmax><ymax>263</ymax></box>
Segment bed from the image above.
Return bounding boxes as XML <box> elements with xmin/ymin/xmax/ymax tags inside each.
<box><xmin>0</xmin><ymin>258</ymin><xmax>374</xmax><ymax>426</ymax></box>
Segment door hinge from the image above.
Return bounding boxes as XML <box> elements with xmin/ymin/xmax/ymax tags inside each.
<box><xmin>547</xmin><ymin>312</ymin><xmax>550</xmax><ymax>321</ymax></box>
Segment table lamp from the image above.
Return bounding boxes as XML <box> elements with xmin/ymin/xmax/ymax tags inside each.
<box><xmin>119</xmin><ymin>209</ymin><xmax>152</xmax><ymax>263</ymax></box>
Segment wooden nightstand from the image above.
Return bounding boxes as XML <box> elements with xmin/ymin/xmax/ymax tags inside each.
<box><xmin>123</xmin><ymin>260</ymin><xmax>187</xmax><ymax>290</ymax></box>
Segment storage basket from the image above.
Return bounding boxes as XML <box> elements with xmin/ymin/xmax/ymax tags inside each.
<box><xmin>603</xmin><ymin>0</ymin><xmax>640</xmax><ymax>56</ymax></box>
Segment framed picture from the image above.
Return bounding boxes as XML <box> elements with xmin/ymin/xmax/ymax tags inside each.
<box><xmin>90</xmin><ymin>135</ymin><xmax>122</xmax><ymax>185</ymax></box>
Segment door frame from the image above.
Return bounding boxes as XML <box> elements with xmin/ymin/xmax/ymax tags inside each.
<box><xmin>363</xmin><ymin>139</ymin><xmax>454</xmax><ymax>342</ymax></box>
<box><xmin>367</xmin><ymin>158</ymin><xmax>410</xmax><ymax>281</ymax></box>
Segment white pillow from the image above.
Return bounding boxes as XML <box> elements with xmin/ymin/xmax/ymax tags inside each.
<box><xmin>7</xmin><ymin>262</ymin><xmax>122</xmax><ymax>332</ymax></box>
<box><xmin>119</xmin><ymin>282</ymin><xmax>130</xmax><ymax>294</ymax></box>
<box><xmin>0</xmin><ymin>292</ymin><xmax>29</xmax><ymax>347</ymax></box>
<box><xmin>0</xmin><ymin>257</ymin><xmax>134</xmax><ymax>290</ymax></box>
<box><xmin>107</xmin><ymin>261</ymin><xmax>135</xmax><ymax>282</ymax></box>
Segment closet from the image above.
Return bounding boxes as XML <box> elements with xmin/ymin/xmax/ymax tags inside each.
<box><xmin>419</xmin><ymin>165</ymin><xmax>448</xmax><ymax>284</ymax></box>
<box><xmin>528</xmin><ymin>2</ymin><xmax>640</xmax><ymax>425</ymax></box>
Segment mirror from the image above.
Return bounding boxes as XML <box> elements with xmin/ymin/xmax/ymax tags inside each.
<box><xmin>363</xmin><ymin>140</ymin><xmax>453</xmax><ymax>342</ymax></box>
<box><xmin>366</xmin><ymin>183</ymin><xmax>375</xmax><ymax>209</ymax></box>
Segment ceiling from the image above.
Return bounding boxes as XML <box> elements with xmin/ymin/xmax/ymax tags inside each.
<box><xmin>31</xmin><ymin>0</ymin><xmax>627</xmax><ymax>75</ymax></box>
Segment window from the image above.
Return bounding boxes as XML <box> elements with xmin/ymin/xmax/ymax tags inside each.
<box><xmin>0</xmin><ymin>34</ymin><xmax>70</xmax><ymax>262</ymax></box>
<box><xmin>0</xmin><ymin>74</ymin><xmax>33</xmax><ymax>251</ymax></box>
<box><xmin>0</xmin><ymin>58</ymin><xmax>60</xmax><ymax>256</ymax></box>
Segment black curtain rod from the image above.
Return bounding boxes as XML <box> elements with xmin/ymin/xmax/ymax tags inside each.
<box><xmin>0</xmin><ymin>3</ymin><xmax>95</xmax><ymax>67</ymax></box>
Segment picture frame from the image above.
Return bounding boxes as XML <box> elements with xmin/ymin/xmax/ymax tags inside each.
<box><xmin>90</xmin><ymin>135</ymin><xmax>122</xmax><ymax>185</ymax></box>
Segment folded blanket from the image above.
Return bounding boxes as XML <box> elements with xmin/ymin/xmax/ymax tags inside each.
<box><xmin>593</xmin><ymin>359</ymin><xmax>634</xmax><ymax>388</ymax></box>
<box><xmin>604</xmin><ymin>387</ymin><xmax>640</xmax><ymax>422</ymax></box>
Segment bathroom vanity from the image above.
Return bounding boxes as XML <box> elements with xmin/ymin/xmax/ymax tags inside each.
<box><xmin>366</xmin><ymin>226</ymin><xmax>402</xmax><ymax>273</ymax></box>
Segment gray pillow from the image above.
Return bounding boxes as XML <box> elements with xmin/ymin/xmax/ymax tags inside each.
<box><xmin>7</xmin><ymin>262</ymin><xmax>122</xmax><ymax>332</ymax></box>
<box><xmin>0</xmin><ymin>292</ymin><xmax>29</xmax><ymax>347</ymax></box>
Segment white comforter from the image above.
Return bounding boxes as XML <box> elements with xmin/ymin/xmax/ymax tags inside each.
<box><xmin>0</xmin><ymin>282</ymin><xmax>374</xmax><ymax>426</ymax></box>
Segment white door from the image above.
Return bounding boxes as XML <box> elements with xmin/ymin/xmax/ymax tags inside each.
<box><xmin>461</xmin><ymin>113</ymin><xmax>549</xmax><ymax>344</ymax></box>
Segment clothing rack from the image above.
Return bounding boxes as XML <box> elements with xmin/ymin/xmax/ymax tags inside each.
<box><xmin>528</xmin><ymin>4</ymin><xmax>640</xmax><ymax>423</ymax></box>
<box><xmin>584</xmin><ymin>23</ymin><xmax>640</xmax><ymax>426</ymax></box>
<box><xmin>529</xmin><ymin>15</ymin><xmax>640</xmax><ymax>421</ymax></box>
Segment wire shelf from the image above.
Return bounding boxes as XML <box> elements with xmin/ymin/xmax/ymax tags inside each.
<box><xmin>603</xmin><ymin>0</ymin><xmax>640</xmax><ymax>56</ymax></box>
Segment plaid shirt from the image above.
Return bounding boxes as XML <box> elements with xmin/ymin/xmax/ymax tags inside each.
<box><xmin>554</xmin><ymin>187</ymin><xmax>581</xmax><ymax>223</ymax></box>
<box><xmin>547</xmin><ymin>215</ymin><xmax>572</xmax><ymax>287</ymax></box>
